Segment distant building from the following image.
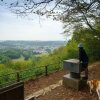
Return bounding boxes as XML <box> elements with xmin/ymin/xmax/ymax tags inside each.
<box><xmin>32</xmin><ymin>49</ymin><xmax>48</xmax><ymax>54</ymax></box>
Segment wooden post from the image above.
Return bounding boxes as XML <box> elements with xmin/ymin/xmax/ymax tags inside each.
<box><xmin>45</xmin><ymin>65</ymin><xmax>48</xmax><ymax>76</ymax></box>
<box><xmin>17</xmin><ymin>72</ymin><xmax>20</xmax><ymax>82</ymax></box>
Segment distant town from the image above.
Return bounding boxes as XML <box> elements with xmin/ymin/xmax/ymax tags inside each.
<box><xmin>0</xmin><ymin>40</ymin><xmax>66</xmax><ymax>54</ymax></box>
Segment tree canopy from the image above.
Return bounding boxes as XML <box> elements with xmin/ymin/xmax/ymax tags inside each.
<box><xmin>0</xmin><ymin>0</ymin><xmax>100</xmax><ymax>34</ymax></box>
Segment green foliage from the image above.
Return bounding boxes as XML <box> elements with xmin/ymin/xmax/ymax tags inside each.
<box><xmin>34</xmin><ymin>67</ymin><xmax>44</xmax><ymax>77</ymax></box>
<box><xmin>30</xmin><ymin>55</ymin><xmax>40</xmax><ymax>66</ymax></box>
<box><xmin>0</xmin><ymin>48</ymin><xmax>22</xmax><ymax>64</ymax></box>
<box><xmin>22</xmin><ymin>50</ymin><xmax>32</xmax><ymax>60</ymax></box>
<box><xmin>64</xmin><ymin>40</ymin><xmax>78</xmax><ymax>59</ymax></box>
<box><xmin>19</xmin><ymin>68</ymin><xmax>35</xmax><ymax>80</ymax></box>
<box><xmin>72</xmin><ymin>24</ymin><xmax>100</xmax><ymax>62</ymax></box>
<box><xmin>0</xmin><ymin>55</ymin><xmax>10</xmax><ymax>64</ymax></box>
<box><xmin>0</xmin><ymin>65</ymin><xmax>15</xmax><ymax>87</ymax></box>
<box><xmin>4</xmin><ymin>49</ymin><xmax>21</xmax><ymax>59</ymax></box>
<box><xmin>4</xmin><ymin>60</ymin><xmax>33</xmax><ymax>71</ymax></box>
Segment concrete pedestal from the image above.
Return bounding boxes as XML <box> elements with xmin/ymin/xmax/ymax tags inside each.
<box><xmin>63</xmin><ymin>74</ymin><xmax>87</xmax><ymax>90</ymax></box>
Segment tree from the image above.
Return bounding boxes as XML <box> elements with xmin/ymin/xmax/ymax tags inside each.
<box><xmin>0</xmin><ymin>55</ymin><xmax>11</xmax><ymax>64</ymax></box>
<box><xmin>0</xmin><ymin>0</ymin><xmax>100</xmax><ymax>34</ymax></box>
<box><xmin>22</xmin><ymin>51</ymin><xmax>31</xmax><ymax>60</ymax></box>
<box><xmin>72</xmin><ymin>20</ymin><xmax>100</xmax><ymax>61</ymax></box>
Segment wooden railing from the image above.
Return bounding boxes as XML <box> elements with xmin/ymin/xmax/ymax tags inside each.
<box><xmin>0</xmin><ymin>62</ymin><xmax>63</xmax><ymax>88</ymax></box>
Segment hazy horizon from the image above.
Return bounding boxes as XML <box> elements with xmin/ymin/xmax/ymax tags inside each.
<box><xmin>0</xmin><ymin>40</ymin><xmax>65</xmax><ymax>42</ymax></box>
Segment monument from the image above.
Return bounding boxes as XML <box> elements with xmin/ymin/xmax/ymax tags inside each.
<box><xmin>63</xmin><ymin>59</ymin><xmax>87</xmax><ymax>90</ymax></box>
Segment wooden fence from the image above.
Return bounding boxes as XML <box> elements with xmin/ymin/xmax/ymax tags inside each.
<box><xmin>0</xmin><ymin>63</ymin><xmax>62</xmax><ymax>88</ymax></box>
<box><xmin>0</xmin><ymin>82</ymin><xmax>24</xmax><ymax>100</ymax></box>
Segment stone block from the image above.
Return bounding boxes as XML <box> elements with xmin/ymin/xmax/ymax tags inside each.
<box><xmin>63</xmin><ymin>59</ymin><xmax>82</xmax><ymax>73</ymax></box>
<box><xmin>70</xmin><ymin>72</ymin><xmax>80</xmax><ymax>78</ymax></box>
<box><xmin>63</xmin><ymin>74</ymin><xmax>87</xmax><ymax>90</ymax></box>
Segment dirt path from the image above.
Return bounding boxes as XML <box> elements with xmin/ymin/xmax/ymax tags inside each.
<box><xmin>25</xmin><ymin>80</ymin><xmax>62</xmax><ymax>100</ymax></box>
<box><xmin>24</xmin><ymin>70</ymin><xmax>67</xmax><ymax>96</ymax></box>
<box><xmin>25</xmin><ymin>61</ymin><xmax>100</xmax><ymax>100</ymax></box>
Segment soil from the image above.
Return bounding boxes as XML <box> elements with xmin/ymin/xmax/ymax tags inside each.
<box><xmin>24</xmin><ymin>61</ymin><xmax>100</xmax><ymax>100</ymax></box>
<box><xmin>24</xmin><ymin>70</ymin><xmax>67</xmax><ymax>96</ymax></box>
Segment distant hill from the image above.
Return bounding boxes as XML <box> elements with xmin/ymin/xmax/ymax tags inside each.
<box><xmin>0</xmin><ymin>40</ymin><xmax>66</xmax><ymax>50</ymax></box>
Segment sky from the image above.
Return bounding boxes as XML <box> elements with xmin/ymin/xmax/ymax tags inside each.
<box><xmin>0</xmin><ymin>5</ymin><xmax>65</xmax><ymax>41</ymax></box>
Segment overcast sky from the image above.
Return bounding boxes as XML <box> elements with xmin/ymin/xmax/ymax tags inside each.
<box><xmin>0</xmin><ymin>5</ymin><xmax>65</xmax><ymax>41</ymax></box>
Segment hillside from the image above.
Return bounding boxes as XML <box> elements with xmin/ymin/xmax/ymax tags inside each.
<box><xmin>0</xmin><ymin>40</ymin><xmax>66</xmax><ymax>64</ymax></box>
<box><xmin>25</xmin><ymin>61</ymin><xmax>100</xmax><ymax>100</ymax></box>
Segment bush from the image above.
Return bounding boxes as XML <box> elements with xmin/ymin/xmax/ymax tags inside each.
<box><xmin>0</xmin><ymin>65</ymin><xmax>15</xmax><ymax>87</ymax></box>
<box><xmin>34</xmin><ymin>67</ymin><xmax>44</xmax><ymax>77</ymax></box>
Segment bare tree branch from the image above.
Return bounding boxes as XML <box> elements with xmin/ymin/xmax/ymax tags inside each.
<box><xmin>1</xmin><ymin>0</ymin><xmax>100</xmax><ymax>34</ymax></box>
